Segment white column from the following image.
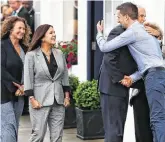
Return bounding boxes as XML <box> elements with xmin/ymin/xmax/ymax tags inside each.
<box><xmin>33</xmin><ymin>0</ymin><xmax>41</xmax><ymax>30</ymax></box>
<box><xmin>70</xmin><ymin>0</ymin><xmax>87</xmax><ymax>82</ymax></box>
<box><xmin>40</xmin><ymin>0</ymin><xmax>64</xmax><ymax>41</ymax></box>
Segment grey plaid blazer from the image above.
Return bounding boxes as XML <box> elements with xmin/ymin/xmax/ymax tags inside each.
<box><xmin>24</xmin><ymin>48</ymin><xmax>69</xmax><ymax>106</ymax></box>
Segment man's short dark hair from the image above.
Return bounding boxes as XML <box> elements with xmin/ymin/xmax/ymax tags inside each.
<box><xmin>116</xmin><ymin>2</ymin><xmax>138</xmax><ymax>20</ymax></box>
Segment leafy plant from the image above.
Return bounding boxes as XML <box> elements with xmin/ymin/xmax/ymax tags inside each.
<box><xmin>73</xmin><ymin>80</ymin><xmax>100</xmax><ymax>110</ymax></box>
<box><xmin>69</xmin><ymin>74</ymin><xmax>79</xmax><ymax>95</ymax></box>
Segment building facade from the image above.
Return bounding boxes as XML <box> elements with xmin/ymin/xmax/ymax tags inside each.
<box><xmin>36</xmin><ymin>0</ymin><xmax>165</xmax><ymax>81</ymax></box>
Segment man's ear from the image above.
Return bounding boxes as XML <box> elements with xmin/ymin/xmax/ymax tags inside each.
<box><xmin>125</xmin><ymin>15</ymin><xmax>129</xmax><ymax>21</ymax></box>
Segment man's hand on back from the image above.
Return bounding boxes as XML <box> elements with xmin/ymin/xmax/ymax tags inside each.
<box><xmin>144</xmin><ymin>22</ymin><xmax>162</xmax><ymax>39</ymax></box>
<box><xmin>97</xmin><ymin>20</ymin><xmax>104</xmax><ymax>33</ymax></box>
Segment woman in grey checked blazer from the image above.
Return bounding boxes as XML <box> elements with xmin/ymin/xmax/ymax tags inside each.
<box><xmin>24</xmin><ymin>24</ymin><xmax>70</xmax><ymax>142</ymax></box>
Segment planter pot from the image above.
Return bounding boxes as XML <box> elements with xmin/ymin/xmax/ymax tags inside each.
<box><xmin>64</xmin><ymin>98</ymin><xmax>76</xmax><ymax>129</ymax></box>
<box><xmin>75</xmin><ymin>107</ymin><xmax>104</xmax><ymax>140</ymax></box>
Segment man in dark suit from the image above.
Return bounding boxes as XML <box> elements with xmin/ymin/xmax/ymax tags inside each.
<box><xmin>9</xmin><ymin>0</ymin><xmax>30</xmax><ymax>27</ymax></box>
<box><xmin>22</xmin><ymin>0</ymin><xmax>35</xmax><ymax>34</ymax></box>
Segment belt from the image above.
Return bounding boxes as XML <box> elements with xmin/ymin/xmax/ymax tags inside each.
<box><xmin>143</xmin><ymin>67</ymin><xmax>165</xmax><ymax>78</ymax></box>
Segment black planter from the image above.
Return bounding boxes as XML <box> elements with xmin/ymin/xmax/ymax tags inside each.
<box><xmin>64</xmin><ymin>98</ymin><xmax>76</xmax><ymax>129</ymax></box>
<box><xmin>75</xmin><ymin>107</ymin><xmax>104</xmax><ymax>140</ymax></box>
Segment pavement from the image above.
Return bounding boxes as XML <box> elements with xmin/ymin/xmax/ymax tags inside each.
<box><xmin>18</xmin><ymin>101</ymin><xmax>135</xmax><ymax>142</ymax></box>
<box><xmin>18</xmin><ymin>115</ymin><xmax>104</xmax><ymax>142</ymax></box>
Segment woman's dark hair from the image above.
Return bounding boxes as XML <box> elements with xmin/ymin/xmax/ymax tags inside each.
<box><xmin>28</xmin><ymin>24</ymin><xmax>53</xmax><ymax>51</ymax></box>
<box><xmin>1</xmin><ymin>16</ymin><xmax>31</xmax><ymax>46</ymax></box>
<box><xmin>116</xmin><ymin>2</ymin><xmax>138</xmax><ymax>20</ymax></box>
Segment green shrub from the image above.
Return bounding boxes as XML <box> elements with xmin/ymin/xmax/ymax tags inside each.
<box><xmin>69</xmin><ymin>75</ymin><xmax>79</xmax><ymax>94</ymax></box>
<box><xmin>73</xmin><ymin>80</ymin><xmax>100</xmax><ymax>110</ymax></box>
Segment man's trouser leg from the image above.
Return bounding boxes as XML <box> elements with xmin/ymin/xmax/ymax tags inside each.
<box><xmin>144</xmin><ymin>70</ymin><xmax>165</xmax><ymax>142</ymax></box>
<box><xmin>100</xmin><ymin>93</ymin><xmax>129</xmax><ymax>142</ymax></box>
<box><xmin>131</xmin><ymin>86</ymin><xmax>153</xmax><ymax>142</ymax></box>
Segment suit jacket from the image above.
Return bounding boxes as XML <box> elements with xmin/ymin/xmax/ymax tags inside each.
<box><xmin>1</xmin><ymin>38</ymin><xmax>27</xmax><ymax>103</ymax></box>
<box><xmin>24</xmin><ymin>48</ymin><xmax>69</xmax><ymax>106</ymax></box>
<box><xmin>17</xmin><ymin>7</ymin><xmax>30</xmax><ymax>27</ymax></box>
<box><xmin>28</xmin><ymin>8</ymin><xmax>35</xmax><ymax>34</ymax></box>
<box><xmin>99</xmin><ymin>25</ymin><xmax>143</xmax><ymax>97</ymax></box>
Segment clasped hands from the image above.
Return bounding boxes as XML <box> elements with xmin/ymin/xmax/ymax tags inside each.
<box><xmin>120</xmin><ymin>75</ymin><xmax>133</xmax><ymax>87</ymax></box>
<box><xmin>13</xmin><ymin>82</ymin><xmax>24</xmax><ymax>96</ymax></box>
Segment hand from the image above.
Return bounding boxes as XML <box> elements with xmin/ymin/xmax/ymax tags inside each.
<box><xmin>30</xmin><ymin>97</ymin><xmax>42</xmax><ymax>109</ymax></box>
<box><xmin>15</xmin><ymin>89</ymin><xmax>23</xmax><ymax>96</ymax></box>
<box><xmin>143</xmin><ymin>22</ymin><xmax>151</xmax><ymax>27</ymax></box>
<box><xmin>144</xmin><ymin>26</ymin><xmax>160</xmax><ymax>37</ymax></box>
<box><xmin>120</xmin><ymin>75</ymin><xmax>133</xmax><ymax>87</ymax></box>
<box><xmin>97</xmin><ymin>20</ymin><xmax>104</xmax><ymax>33</ymax></box>
<box><xmin>64</xmin><ymin>97</ymin><xmax>70</xmax><ymax>107</ymax></box>
<box><xmin>13</xmin><ymin>82</ymin><xmax>24</xmax><ymax>94</ymax></box>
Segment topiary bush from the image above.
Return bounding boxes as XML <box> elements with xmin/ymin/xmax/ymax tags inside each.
<box><xmin>73</xmin><ymin>80</ymin><xmax>100</xmax><ymax>110</ymax></box>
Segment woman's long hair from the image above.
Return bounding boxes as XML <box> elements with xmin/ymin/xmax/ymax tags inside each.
<box><xmin>1</xmin><ymin>16</ymin><xmax>31</xmax><ymax>47</ymax></box>
<box><xmin>28</xmin><ymin>24</ymin><xmax>53</xmax><ymax>51</ymax></box>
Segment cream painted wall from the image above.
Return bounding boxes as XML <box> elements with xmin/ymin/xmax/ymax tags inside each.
<box><xmin>70</xmin><ymin>0</ymin><xmax>88</xmax><ymax>82</ymax></box>
<box><xmin>36</xmin><ymin>0</ymin><xmax>165</xmax><ymax>82</ymax></box>
<box><xmin>63</xmin><ymin>1</ymin><xmax>74</xmax><ymax>41</ymax></box>
<box><xmin>40</xmin><ymin>0</ymin><xmax>64</xmax><ymax>41</ymax></box>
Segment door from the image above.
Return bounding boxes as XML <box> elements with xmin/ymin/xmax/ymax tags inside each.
<box><xmin>87</xmin><ymin>1</ymin><xmax>104</xmax><ymax>80</ymax></box>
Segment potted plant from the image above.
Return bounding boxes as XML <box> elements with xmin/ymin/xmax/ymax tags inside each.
<box><xmin>64</xmin><ymin>74</ymin><xmax>79</xmax><ymax>128</ymax></box>
<box><xmin>73</xmin><ymin>80</ymin><xmax>104</xmax><ymax>140</ymax></box>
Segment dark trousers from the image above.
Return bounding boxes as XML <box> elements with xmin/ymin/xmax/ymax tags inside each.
<box><xmin>100</xmin><ymin>93</ymin><xmax>129</xmax><ymax>142</ymax></box>
<box><xmin>131</xmin><ymin>87</ymin><xmax>153</xmax><ymax>142</ymax></box>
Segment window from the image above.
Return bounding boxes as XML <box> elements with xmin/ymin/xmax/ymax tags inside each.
<box><xmin>103</xmin><ymin>0</ymin><xmax>123</xmax><ymax>38</ymax></box>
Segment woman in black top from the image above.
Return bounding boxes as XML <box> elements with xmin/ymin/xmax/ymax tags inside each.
<box><xmin>1</xmin><ymin>16</ymin><xmax>31</xmax><ymax>142</ymax></box>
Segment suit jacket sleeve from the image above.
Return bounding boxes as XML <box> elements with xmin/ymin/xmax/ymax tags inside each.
<box><xmin>61</xmin><ymin>53</ymin><xmax>70</xmax><ymax>87</ymax></box>
<box><xmin>24</xmin><ymin>52</ymin><xmax>34</xmax><ymax>96</ymax></box>
<box><xmin>1</xmin><ymin>43</ymin><xmax>20</xmax><ymax>92</ymax></box>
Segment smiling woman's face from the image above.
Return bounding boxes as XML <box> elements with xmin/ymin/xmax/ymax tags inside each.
<box><xmin>10</xmin><ymin>21</ymin><xmax>25</xmax><ymax>40</ymax></box>
<box><xmin>42</xmin><ymin>27</ymin><xmax>56</xmax><ymax>45</ymax></box>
